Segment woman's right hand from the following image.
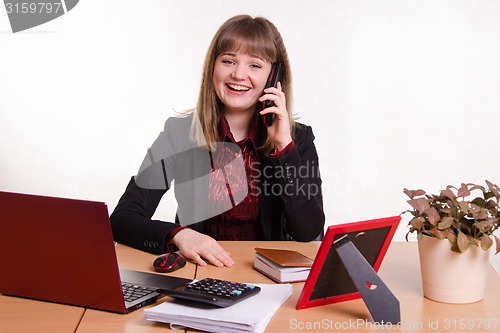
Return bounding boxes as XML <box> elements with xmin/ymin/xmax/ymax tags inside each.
<box><xmin>171</xmin><ymin>228</ymin><xmax>234</xmax><ymax>267</ymax></box>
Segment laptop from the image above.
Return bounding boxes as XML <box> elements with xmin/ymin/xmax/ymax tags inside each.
<box><xmin>0</xmin><ymin>191</ymin><xmax>192</xmax><ymax>313</ymax></box>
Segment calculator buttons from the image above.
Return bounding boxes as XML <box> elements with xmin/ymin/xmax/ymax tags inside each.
<box><xmin>165</xmin><ymin>278</ymin><xmax>261</xmax><ymax>307</ymax></box>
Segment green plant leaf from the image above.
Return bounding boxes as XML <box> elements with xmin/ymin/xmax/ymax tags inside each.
<box><xmin>485</xmin><ymin>191</ymin><xmax>495</xmax><ymax>200</ymax></box>
<box><xmin>404</xmin><ymin>180</ymin><xmax>500</xmax><ymax>254</ymax></box>
<box><xmin>457</xmin><ymin>231</ymin><xmax>470</xmax><ymax>253</ymax></box>
<box><xmin>469</xmin><ymin>184</ymin><xmax>486</xmax><ymax>192</ymax></box>
<box><xmin>409</xmin><ymin>217</ymin><xmax>424</xmax><ymax>229</ymax></box>
<box><xmin>467</xmin><ymin>235</ymin><xmax>479</xmax><ymax>246</ymax></box>
<box><xmin>415</xmin><ymin>189</ymin><xmax>426</xmax><ymax>197</ymax></box>
<box><xmin>460</xmin><ymin>220</ymin><xmax>473</xmax><ymax>234</ymax></box>
<box><xmin>494</xmin><ymin>235</ymin><xmax>500</xmax><ymax>254</ymax></box>
<box><xmin>481</xmin><ymin>234</ymin><xmax>493</xmax><ymax>251</ymax></box>
<box><xmin>450</xmin><ymin>242</ymin><xmax>461</xmax><ymax>253</ymax></box>
<box><xmin>403</xmin><ymin>188</ymin><xmax>426</xmax><ymax>199</ymax></box>
<box><xmin>485</xmin><ymin>199</ymin><xmax>498</xmax><ymax>210</ymax></box>
<box><xmin>475</xmin><ymin>221</ymin><xmax>493</xmax><ymax>233</ymax></box>
<box><xmin>486</xmin><ymin>180</ymin><xmax>500</xmax><ymax>200</ymax></box>
<box><xmin>457</xmin><ymin>183</ymin><xmax>471</xmax><ymax>198</ymax></box>
<box><xmin>487</xmin><ymin>217</ymin><xmax>499</xmax><ymax>225</ymax></box>
<box><xmin>471</xmin><ymin>197</ymin><xmax>486</xmax><ymax>208</ymax></box>
<box><xmin>442</xmin><ymin>187</ymin><xmax>457</xmax><ymax>201</ymax></box>
<box><xmin>424</xmin><ymin>207</ymin><xmax>440</xmax><ymax>226</ymax></box>
<box><xmin>401</xmin><ymin>209</ymin><xmax>417</xmax><ymax>217</ymax></box>
<box><xmin>477</xmin><ymin>209</ymin><xmax>489</xmax><ymax>220</ymax></box>
<box><xmin>403</xmin><ymin>188</ymin><xmax>413</xmax><ymax>199</ymax></box>
<box><xmin>428</xmin><ymin>228</ymin><xmax>446</xmax><ymax>240</ymax></box>
<box><xmin>440</xmin><ymin>207</ymin><xmax>458</xmax><ymax>216</ymax></box>
<box><xmin>458</xmin><ymin>201</ymin><xmax>470</xmax><ymax>214</ymax></box>
<box><xmin>444</xmin><ymin>229</ymin><xmax>457</xmax><ymax>243</ymax></box>
<box><xmin>438</xmin><ymin>216</ymin><xmax>454</xmax><ymax>230</ymax></box>
<box><xmin>407</xmin><ymin>198</ymin><xmax>430</xmax><ymax>213</ymax></box>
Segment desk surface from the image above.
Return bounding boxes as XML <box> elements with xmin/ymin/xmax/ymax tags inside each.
<box><xmin>2</xmin><ymin>241</ymin><xmax>500</xmax><ymax>333</ymax></box>
<box><xmin>193</xmin><ymin>241</ymin><xmax>500</xmax><ymax>333</ymax></box>
<box><xmin>0</xmin><ymin>295</ymin><xmax>85</xmax><ymax>333</ymax></box>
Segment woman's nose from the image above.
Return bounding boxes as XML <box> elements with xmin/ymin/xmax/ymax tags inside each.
<box><xmin>231</xmin><ymin>65</ymin><xmax>246</xmax><ymax>80</ymax></box>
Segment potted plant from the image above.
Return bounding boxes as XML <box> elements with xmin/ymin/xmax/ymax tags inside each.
<box><xmin>403</xmin><ymin>180</ymin><xmax>500</xmax><ymax>303</ymax></box>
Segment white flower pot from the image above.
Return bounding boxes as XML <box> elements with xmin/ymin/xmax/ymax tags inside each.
<box><xmin>418</xmin><ymin>235</ymin><xmax>490</xmax><ymax>303</ymax></box>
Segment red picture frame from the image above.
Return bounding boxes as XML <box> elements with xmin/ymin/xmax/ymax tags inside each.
<box><xmin>296</xmin><ymin>216</ymin><xmax>401</xmax><ymax>310</ymax></box>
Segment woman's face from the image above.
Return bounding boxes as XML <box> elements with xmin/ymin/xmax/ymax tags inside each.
<box><xmin>213</xmin><ymin>50</ymin><xmax>271</xmax><ymax>115</ymax></box>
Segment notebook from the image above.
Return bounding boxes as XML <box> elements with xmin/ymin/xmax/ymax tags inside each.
<box><xmin>253</xmin><ymin>248</ymin><xmax>313</xmax><ymax>283</ymax></box>
<box><xmin>0</xmin><ymin>191</ymin><xmax>192</xmax><ymax>313</ymax></box>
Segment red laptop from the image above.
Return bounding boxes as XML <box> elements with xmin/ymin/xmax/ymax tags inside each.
<box><xmin>0</xmin><ymin>191</ymin><xmax>191</xmax><ymax>313</ymax></box>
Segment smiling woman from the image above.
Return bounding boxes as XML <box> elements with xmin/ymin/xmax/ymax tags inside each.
<box><xmin>213</xmin><ymin>52</ymin><xmax>271</xmax><ymax>116</ymax></box>
<box><xmin>110</xmin><ymin>14</ymin><xmax>325</xmax><ymax>269</ymax></box>
<box><xmin>194</xmin><ymin>15</ymin><xmax>294</xmax><ymax>153</ymax></box>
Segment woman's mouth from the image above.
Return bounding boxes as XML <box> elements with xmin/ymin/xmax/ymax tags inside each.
<box><xmin>226</xmin><ymin>83</ymin><xmax>250</xmax><ymax>92</ymax></box>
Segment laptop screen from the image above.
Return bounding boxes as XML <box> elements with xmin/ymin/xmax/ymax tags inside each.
<box><xmin>0</xmin><ymin>191</ymin><xmax>127</xmax><ymax>313</ymax></box>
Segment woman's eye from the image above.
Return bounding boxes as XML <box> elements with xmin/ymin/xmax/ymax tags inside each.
<box><xmin>250</xmin><ymin>64</ymin><xmax>262</xmax><ymax>69</ymax></box>
<box><xmin>221</xmin><ymin>60</ymin><xmax>234</xmax><ymax>65</ymax></box>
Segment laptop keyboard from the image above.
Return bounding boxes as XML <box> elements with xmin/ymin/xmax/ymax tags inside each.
<box><xmin>121</xmin><ymin>282</ymin><xmax>157</xmax><ymax>303</ymax></box>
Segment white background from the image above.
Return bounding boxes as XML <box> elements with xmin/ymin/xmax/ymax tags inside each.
<box><xmin>1</xmin><ymin>0</ymin><xmax>500</xmax><ymax>242</ymax></box>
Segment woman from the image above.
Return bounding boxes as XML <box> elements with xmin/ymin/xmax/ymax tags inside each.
<box><xmin>110</xmin><ymin>15</ymin><xmax>324</xmax><ymax>268</ymax></box>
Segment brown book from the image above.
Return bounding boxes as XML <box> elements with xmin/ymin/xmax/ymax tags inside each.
<box><xmin>253</xmin><ymin>248</ymin><xmax>313</xmax><ymax>283</ymax></box>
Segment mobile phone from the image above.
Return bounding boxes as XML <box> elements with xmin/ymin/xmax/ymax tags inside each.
<box><xmin>261</xmin><ymin>62</ymin><xmax>282</xmax><ymax>127</ymax></box>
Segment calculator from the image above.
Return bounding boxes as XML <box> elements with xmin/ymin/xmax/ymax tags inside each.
<box><xmin>164</xmin><ymin>278</ymin><xmax>261</xmax><ymax>307</ymax></box>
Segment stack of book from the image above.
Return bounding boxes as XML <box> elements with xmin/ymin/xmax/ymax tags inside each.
<box><xmin>253</xmin><ymin>248</ymin><xmax>314</xmax><ymax>283</ymax></box>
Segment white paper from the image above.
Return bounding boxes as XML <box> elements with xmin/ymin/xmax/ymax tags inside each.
<box><xmin>144</xmin><ymin>283</ymin><xmax>292</xmax><ymax>333</ymax></box>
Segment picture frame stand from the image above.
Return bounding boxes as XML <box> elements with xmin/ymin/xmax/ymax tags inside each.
<box><xmin>334</xmin><ymin>234</ymin><xmax>400</xmax><ymax>324</ymax></box>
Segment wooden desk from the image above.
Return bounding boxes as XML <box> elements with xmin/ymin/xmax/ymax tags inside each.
<box><xmin>75</xmin><ymin>244</ymin><xmax>197</xmax><ymax>333</ymax></box>
<box><xmin>0</xmin><ymin>295</ymin><xmax>85</xmax><ymax>333</ymax></box>
<box><xmin>191</xmin><ymin>241</ymin><xmax>500</xmax><ymax>333</ymax></box>
<box><xmin>0</xmin><ymin>244</ymin><xmax>197</xmax><ymax>333</ymax></box>
<box><xmin>2</xmin><ymin>242</ymin><xmax>500</xmax><ymax>333</ymax></box>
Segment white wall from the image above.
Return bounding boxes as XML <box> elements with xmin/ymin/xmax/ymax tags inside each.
<box><xmin>1</xmin><ymin>0</ymin><xmax>500</xmax><ymax>242</ymax></box>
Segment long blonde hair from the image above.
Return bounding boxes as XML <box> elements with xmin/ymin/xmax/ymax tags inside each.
<box><xmin>191</xmin><ymin>15</ymin><xmax>295</xmax><ymax>154</ymax></box>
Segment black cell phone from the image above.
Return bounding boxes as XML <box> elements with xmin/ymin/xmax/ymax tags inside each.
<box><xmin>261</xmin><ymin>62</ymin><xmax>282</xmax><ymax>127</ymax></box>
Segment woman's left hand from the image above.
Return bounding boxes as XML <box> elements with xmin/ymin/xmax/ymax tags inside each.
<box><xmin>259</xmin><ymin>82</ymin><xmax>292</xmax><ymax>151</ymax></box>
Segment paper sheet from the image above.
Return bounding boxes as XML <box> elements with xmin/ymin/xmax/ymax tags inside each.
<box><xmin>144</xmin><ymin>283</ymin><xmax>292</xmax><ymax>333</ymax></box>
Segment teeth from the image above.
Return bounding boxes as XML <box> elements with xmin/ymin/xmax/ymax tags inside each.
<box><xmin>227</xmin><ymin>84</ymin><xmax>250</xmax><ymax>91</ymax></box>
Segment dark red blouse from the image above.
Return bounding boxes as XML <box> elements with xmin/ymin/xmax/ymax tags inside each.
<box><xmin>165</xmin><ymin>117</ymin><xmax>294</xmax><ymax>247</ymax></box>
